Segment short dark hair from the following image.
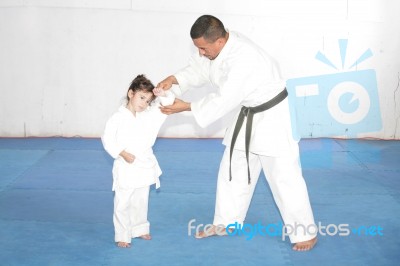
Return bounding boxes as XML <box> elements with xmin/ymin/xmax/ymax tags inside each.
<box><xmin>126</xmin><ymin>74</ymin><xmax>155</xmax><ymax>102</ymax></box>
<box><xmin>190</xmin><ymin>15</ymin><xmax>227</xmax><ymax>43</ymax></box>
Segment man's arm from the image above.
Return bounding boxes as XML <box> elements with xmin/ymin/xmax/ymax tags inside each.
<box><xmin>156</xmin><ymin>75</ymin><xmax>178</xmax><ymax>90</ymax></box>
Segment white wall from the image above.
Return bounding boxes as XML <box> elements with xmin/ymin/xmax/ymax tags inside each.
<box><xmin>0</xmin><ymin>0</ymin><xmax>399</xmax><ymax>139</ymax></box>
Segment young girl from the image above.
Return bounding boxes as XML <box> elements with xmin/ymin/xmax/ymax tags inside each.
<box><xmin>102</xmin><ymin>74</ymin><xmax>174</xmax><ymax>248</ymax></box>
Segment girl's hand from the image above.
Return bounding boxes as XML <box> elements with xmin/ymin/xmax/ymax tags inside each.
<box><xmin>120</xmin><ymin>150</ymin><xmax>135</xmax><ymax>164</ymax></box>
<box><xmin>153</xmin><ymin>88</ymin><xmax>166</xmax><ymax>97</ymax></box>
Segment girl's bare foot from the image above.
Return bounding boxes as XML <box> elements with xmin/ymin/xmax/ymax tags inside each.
<box><xmin>116</xmin><ymin>242</ymin><xmax>131</xmax><ymax>248</ymax></box>
<box><xmin>292</xmin><ymin>237</ymin><xmax>317</xmax><ymax>251</ymax></box>
<box><xmin>140</xmin><ymin>234</ymin><xmax>152</xmax><ymax>240</ymax></box>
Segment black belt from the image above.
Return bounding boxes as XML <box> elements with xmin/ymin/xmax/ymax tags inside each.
<box><xmin>229</xmin><ymin>88</ymin><xmax>288</xmax><ymax>184</ymax></box>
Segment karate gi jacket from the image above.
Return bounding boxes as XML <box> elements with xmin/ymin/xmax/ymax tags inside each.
<box><xmin>102</xmin><ymin>92</ymin><xmax>175</xmax><ymax>190</ymax></box>
<box><xmin>174</xmin><ymin>31</ymin><xmax>298</xmax><ymax>156</ymax></box>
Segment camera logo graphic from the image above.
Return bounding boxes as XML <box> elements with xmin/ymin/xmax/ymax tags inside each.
<box><xmin>287</xmin><ymin>39</ymin><xmax>382</xmax><ymax>138</ymax></box>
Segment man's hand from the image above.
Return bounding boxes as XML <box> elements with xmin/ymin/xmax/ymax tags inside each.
<box><xmin>160</xmin><ymin>98</ymin><xmax>191</xmax><ymax>115</ymax></box>
<box><xmin>156</xmin><ymin>75</ymin><xmax>177</xmax><ymax>90</ymax></box>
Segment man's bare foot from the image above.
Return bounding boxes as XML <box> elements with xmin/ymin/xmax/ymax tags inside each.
<box><xmin>195</xmin><ymin>225</ymin><xmax>231</xmax><ymax>239</ymax></box>
<box><xmin>116</xmin><ymin>242</ymin><xmax>131</xmax><ymax>248</ymax></box>
<box><xmin>292</xmin><ymin>237</ymin><xmax>317</xmax><ymax>251</ymax></box>
<box><xmin>140</xmin><ymin>234</ymin><xmax>152</xmax><ymax>240</ymax></box>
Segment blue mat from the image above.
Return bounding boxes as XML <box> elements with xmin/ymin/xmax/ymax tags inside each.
<box><xmin>0</xmin><ymin>137</ymin><xmax>399</xmax><ymax>265</ymax></box>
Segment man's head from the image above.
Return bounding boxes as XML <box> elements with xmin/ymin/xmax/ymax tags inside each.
<box><xmin>190</xmin><ymin>15</ymin><xmax>228</xmax><ymax>60</ymax></box>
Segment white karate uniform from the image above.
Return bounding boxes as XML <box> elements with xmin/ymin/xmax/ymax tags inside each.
<box><xmin>175</xmin><ymin>31</ymin><xmax>316</xmax><ymax>243</ymax></box>
<box><xmin>102</xmin><ymin>91</ymin><xmax>174</xmax><ymax>243</ymax></box>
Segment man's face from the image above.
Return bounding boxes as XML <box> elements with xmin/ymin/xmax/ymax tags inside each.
<box><xmin>192</xmin><ymin>37</ymin><xmax>224</xmax><ymax>60</ymax></box>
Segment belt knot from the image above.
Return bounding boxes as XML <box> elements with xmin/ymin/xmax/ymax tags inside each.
<box><xmin>242</xmin><ymin>107</ymin><xmax>251</xmax><ymax>117</ymax></box>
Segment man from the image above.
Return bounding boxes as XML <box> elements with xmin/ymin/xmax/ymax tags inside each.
<box><xmin>157</xmin><ymin>15</ymin><xmax>317</xmax><ymax>251</ymax></box>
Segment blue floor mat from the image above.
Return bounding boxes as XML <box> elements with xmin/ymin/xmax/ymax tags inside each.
<box><xmin>0</xmin><ymin>137</ymin><xmax>399</xmax><ymax>265</ymax></box>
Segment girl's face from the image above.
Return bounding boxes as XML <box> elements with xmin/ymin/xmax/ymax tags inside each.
<box><xmin>127</xmin><ymin>89</ymin><xmax>154</xmax><ymax>113</ymax></box>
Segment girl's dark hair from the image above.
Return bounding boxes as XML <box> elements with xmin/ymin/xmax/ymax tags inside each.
<box><xmin>126</xmin><ymin>74</ymin><xmax>155</xmax><ymax>102</ymax></box>
<box><xmin>190</xmin><ymin>15</ymin><xmax>227</xmax><ymax>43</ymax></box>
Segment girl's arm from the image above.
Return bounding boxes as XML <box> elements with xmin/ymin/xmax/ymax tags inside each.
<box><xmin>153</xmin><ymin>88</ymin><xmax>175</xmax><ymax>106</ymax></box>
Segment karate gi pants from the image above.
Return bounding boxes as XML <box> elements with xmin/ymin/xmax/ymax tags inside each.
<box><xmin>213</xmin><ymin>148</ymin><xmax>316</xmax><ymax>243</ymax></box>
<box><xmin>113</xmin><ymin>186</ymin><xmax>150</xmax><ymax>243</ymax></box>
